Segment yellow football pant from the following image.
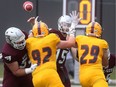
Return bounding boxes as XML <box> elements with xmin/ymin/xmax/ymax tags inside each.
<box><xmin>32</xmin><ymin>69</ymin><xmax>64</xmax><ymax>87</ymax></box>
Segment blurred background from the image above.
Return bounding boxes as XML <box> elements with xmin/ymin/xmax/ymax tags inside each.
<box><xmin>0</xmin><ymin>0</ymin><xmax>115</xmax><ymax>54</ymax></box>
<box><xmin>0</xmin><ymin>0</ymin><xmax>115</xmax><ymax>86</ymax></box>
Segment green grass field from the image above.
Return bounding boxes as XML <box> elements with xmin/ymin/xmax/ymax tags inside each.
<box><xmin>110</xmin><ymin>67</ymin><xmax>116</xmax><ymax>79</ymax></box>
<box><xmin>0</xmin><ymin>63</ymin><xmax>3</xmax><ymax>77</ymax></box>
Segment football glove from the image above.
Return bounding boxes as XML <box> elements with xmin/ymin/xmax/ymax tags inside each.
<box><xmin>25</xmin><ymin>63</ymin><xmax>37</xmax><ymax>74</ymax></box>
<box><xmin>70</xmin><ymin>10</ymin><xmax>82</xmax><ymax>28</ymax></box>
<box><xmin>69</xmin><ymin>11</ymin><xmax>82</xmax><ymax>36</ymax></box>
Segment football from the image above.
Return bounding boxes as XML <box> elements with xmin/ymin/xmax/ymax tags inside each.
<box><xmin>23</xmin><ymin>1</ymin><xmax>33</xmax><ymax>12</ymax></box>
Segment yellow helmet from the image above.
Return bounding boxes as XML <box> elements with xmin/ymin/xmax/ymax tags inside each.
<box><xmin>85</xmin><ymin>22</ymin><xmax>102</xmax><ymax>38</ymax></box>
<box><xmin>32</xmin><ymin>21</ymin><xmax>49</xmax><ymax>37</ymax></box>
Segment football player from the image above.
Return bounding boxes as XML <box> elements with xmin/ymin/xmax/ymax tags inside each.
<box><xmin>26</xmin><ymin>17</ymin><xmax>75</xmax><ymax>87</ymax></box>
<box><xmin>49</xmin><ymin>11</ymin><xmax>80</xmax><ymax>87</ymax></box>
<box><xmin>72</xmin><ymin>22</ymin><xmax>110</xmax><ymax>87</ymax></box>
<box><xmin>27</xmin><ymin>11</ymin><xmax>80</xmax><ymax>87</ymax></box>
<box><xmin>49</xmin><ymin>28</ymin><xmax>71</xmax><ymax>87</ymax></box>
<box><xmin>103</xmin><ymin>53</ymin><xmax>116</xmax><ymax>84</ymax></box>
<box><xmin>1</xmin><ymin>27</ymin><xmax>37</xmax><ymax>87</ymax></box>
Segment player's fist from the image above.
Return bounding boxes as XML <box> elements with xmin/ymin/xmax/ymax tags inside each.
<box><xmin>23</xmin><ymin>1</ymin><xmax>33</xmax><ymax>12</ymax></box>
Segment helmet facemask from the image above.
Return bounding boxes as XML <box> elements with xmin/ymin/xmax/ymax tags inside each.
<box><xmin>58</xmin><ymin>15</ymin><xmax>72</xmax><ymax>34</ymax></box>
<box><xmin>58</xmin><ymin>22</ymin><xmax>71</xmax><ymax>34</ymax></box>
<box><xmin>12</xmin><ymin>36</ymin><xmax>26</xmax><ymax>50</ymax></box>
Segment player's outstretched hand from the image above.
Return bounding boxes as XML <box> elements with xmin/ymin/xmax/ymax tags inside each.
<box><xmin>27</xmin><ymin>17</ymin><xmax>35</xmax><ymax>25</ymax></box>
<box><xmin>27</xmin><ymin>16</ymin><xmax>39</xmax><ymax>25</ymax></box>
<box><xmin>69</xmin><ymin>10</ymin><xmax>82</xmax><ymax>28</ymax></box>
<box><xmin>69</xmin><ymin>11</ymin><xmax>82</xmax><ymax>36</ymax></box>
<box><xmin>34</xmin><ymin>16</ymin><xmax>39</xmax><ymax>24</ymax></box>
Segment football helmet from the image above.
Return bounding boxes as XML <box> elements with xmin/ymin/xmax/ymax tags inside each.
<box><xmin>58</xmin><ymin>15</ymin><xmax>72</xmax><ymax>34</ymax></box>
<box><xmin>32</xmin><ymin>21</ymin><xmax>49</xmax><ymax>37</ymax></box>
<box><xmin>85</xmin><ymin>22</ymin><xmax>102</xmax><ymax>38</ymax></box>
<box><xmin>5</xmin><ymin>27</ymin><xmax>26</xmax><ymax>50</ymax></box>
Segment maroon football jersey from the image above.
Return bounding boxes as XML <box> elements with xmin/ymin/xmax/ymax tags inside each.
<box><xmin>49</xmin><ymin>29</ymin><xmax>71</xmax><ymax>87</ymax></box>
<box><xmin>1</xmin><ymin>31</ymin><xmax>34</xmax><ymax>87</ymax></box>
<box><xmin>103</xmin><ymin>54</ymin><xmax>116</xmax><ymax>82</ymax></box>
<box><xmin>49</xmin><ymin>29</ymin><xmax>69</xmax><ymax>66</ymax></box>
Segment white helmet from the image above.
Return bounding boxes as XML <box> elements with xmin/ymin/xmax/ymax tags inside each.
<box><xmin>5</xmin><ymin>27</ymin><xmax>26</xmax><ymax>50</ymax></box>
<box><xmin>58</xmin><ymin>15</ymin><xmax>72</xmax><ymax>34</ymax></box>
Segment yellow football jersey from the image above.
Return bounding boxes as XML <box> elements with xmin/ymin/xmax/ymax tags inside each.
<box><xmin>26</xmin><ymin>33</ymin><xmax>64</xmax><ymax>87</ymax></box>
<box><xmin>76</xmin><ymin>35</ymin><xmax>108</xmax><ymax>69</ymax></box>
<box><xmin>26</xmin><ymin>33</ymin><xmax>60</xmax><ymax>74</ymax></box>
<box><xmin>76</xmin><ymin>35</ymin><xmax>109</xmax><ymax>87</ymax></box>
